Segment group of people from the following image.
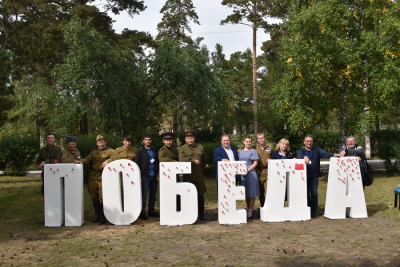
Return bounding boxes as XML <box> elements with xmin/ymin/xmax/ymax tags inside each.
<box><xmin>213</xmin><ymin>134</ymin><xmax>365</xmax><ymax>219</ymax></box>
<box><xmin>37</xmin><ymin>130</ymin><xmax>209</xmax><ymax>224</ymax></box>
<box><xmin>37</xmin><ymin>131</ymin><xmax>364</xmax><ymax>224</ymax></box>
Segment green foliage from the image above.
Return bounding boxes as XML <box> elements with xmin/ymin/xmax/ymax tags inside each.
<box><xmin>76</xmin><ymin>135</ymin><xmax>123</xmax><ymax>159</ymax></box>
<box><xmin>0</xmin><ymin>134</ymin><xmax>38</xmax><ymax>176</ymax></box>
<box><xmin>0</xmin><ymin>48</ymin><xmax>13</xmax><ymax>128</ymax></box>
<box><xmin>178</xmin><ymin>129</ymin><xmax>218</xmax><ymax>146</ymax></box>
<box><xmin>0</xmin><ymin>0</ymin><xmax>150</xmax><ymax>142</ymax></box>
<box><xmin>157</xmin><ymin>0</ymin><xmax>200</xmax><ymax>45</ymax></box>
<box><xmin>372</xmin><ymin>130</ymin><xmax>400</xmax><ymax>172</ymax></box>
<box><xmin>277</xmin><ymin>0</ymin><xmax>400</xmax><ymax>145</ymax></box>
<box><xmin>201</xmin><ymin>142</ymin><xmax>221</xmax><ymax>178</ymax></box>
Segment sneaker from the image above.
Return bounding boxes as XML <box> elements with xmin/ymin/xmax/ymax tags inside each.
<box><xmin>148</xmin><ymin>212</ymin><xmax>160</xmax><ymax>217</ymax></box>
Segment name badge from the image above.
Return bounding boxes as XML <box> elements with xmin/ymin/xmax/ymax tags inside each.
<box><xmin>150</xmin><ymin>159</ymin><xmax>155</xmax><ymax>163</ymax></box>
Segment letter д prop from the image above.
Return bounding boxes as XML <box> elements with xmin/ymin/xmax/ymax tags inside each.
<box><xmin>261</xmin><ymin>159</ymin><xmax>310</xmax><ymax>222</ymax></box>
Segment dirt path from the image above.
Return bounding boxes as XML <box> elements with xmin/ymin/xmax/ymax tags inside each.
<box><xmin>1</xmin><ymin>213</ymin><xmax>400</xmax><ymax>266</ymax></box>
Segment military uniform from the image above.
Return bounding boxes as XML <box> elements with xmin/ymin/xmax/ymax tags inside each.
<box><xmin>61</xmin><ymin>148</ymin><xmax>81</xmax><ymax>163</ymax></box>
<box><xmin>179</xmin><ymin>143</ymin><xmax>207</xmax><ymax>196</ymax></box>
<box><xmin>115</xmin><ymin>146</ymin><xmax>137</xmax><ymax>161</ymax></box>
<box><xmin>37</xmin><ymin>145</ymin><xmax>62</xmax><ymax>196</ymax></box>
<box><xmin>252</xmin><ymin>142</ymin><xmax>274</xmax><ymax>207</ymax></box>
<box><xmin>179</xmin><ymin>130</ymin><xmax>207</xmax><ymax>221</ymax></box>
<box><xmin>82</xmin><ymin>147</ymin><xmax>121</xmax><ymax>203</ymax></box>
<box><xmin>159</xmin><ymin>145</ymin><xmax>179</xmax><ymax>162</ymax></box>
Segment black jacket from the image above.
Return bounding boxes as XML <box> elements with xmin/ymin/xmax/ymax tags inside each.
<box><xmin>135</xmin><ymin>146</ymin><xmax>159</xmax><ymax>178</ymax></box>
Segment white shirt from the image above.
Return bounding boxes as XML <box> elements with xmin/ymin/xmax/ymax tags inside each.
<box><xmin>223</xmin><ymin>146</ymin><xmax>235</xmax><ymax>162</ymax></box>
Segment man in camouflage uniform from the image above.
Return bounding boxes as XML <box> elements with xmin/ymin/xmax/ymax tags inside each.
<box><xmin>37</xmin><ymin>133</ymin><xmax>62</xmax><ymax>196</ymax></box>
<box><xmin>61</xmin><ymin>136</ymin><xmax>81</xmax><ymax>163</ymax></box>
<box><xmin>252</xmin><ymin>133</ymin><xmax>274</xmax><ymax>208</ymax></box>
<box><xmin>82</xmin><ymin>135</ymin><xmax>121</xmax><ymax>224</ymax></box>
<box><xmin>178</xmin><ymin>130</ymin><xmax>207</xmax><ymax>221</ymax></box>
<box><xmin>115</xmin><ymin>135</ymin><xmax>137</xmax><ymax>161</ymax></box>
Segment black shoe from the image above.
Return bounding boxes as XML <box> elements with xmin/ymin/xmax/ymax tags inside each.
<box><xmin>139</xmin><ymin>213</ymin><xmax>148</xmax><ymax>220</ymax></box>
<box><xmin>99</xmin><ymin>214</ymin><xmax>106</xmax><ymax>224</ymax></box>
<box><xmin>148</xmin><ymin>212</ymin><xmax>160</xmax><ymax>217</ymax></box>
<box><xmin>98</xmin><ymin>203</ymin><xmax>106</xmax><ymax>224</ymax></box>
<box><xmin>199</xmin><ymin>214</ymin><xmax>207</xmax><ymax>221</ymax></box>
<box><xmin>92</xmin><ymin>202</ymin><xmax>101</xmax><ymax>223</ymax></box>
<box><xmin>92</xmin><ymin>215</ymin><xmax>101</xmax><ymax>223</ymax></box>
<box><xmin>311</xmin><ymin>213</ymin><xmax>318</xmax><ymax>218</ymax></box>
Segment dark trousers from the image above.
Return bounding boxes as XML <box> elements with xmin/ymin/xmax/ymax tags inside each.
<box><xmin>141</xmin><ymin>176</ymin><xmax>158</xmax><ymax>215</ymax></box>
<box><xmin>307</xmin><ymin>175</ymin><xmax>319</xmax><ymax>216</ymax></box>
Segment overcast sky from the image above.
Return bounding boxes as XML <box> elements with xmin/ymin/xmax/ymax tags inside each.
<box><xmin>94</xmin><ymin>0</ymin><xmax>277</xmax><ymax>58</ymax></box>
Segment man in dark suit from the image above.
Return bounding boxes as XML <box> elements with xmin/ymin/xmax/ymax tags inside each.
<box><xmin>135</xmin><ymin>134</ymin><xmax>159</xmax><ymax>220</ymax></box>
<box><xmin>213</xmin><ymin>134</ymin><xmax>240</xmax><ymax>185</ymax></box>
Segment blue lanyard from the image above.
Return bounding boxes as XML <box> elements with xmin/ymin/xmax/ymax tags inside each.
<box><xmin>305</xmin><ymin>149</ymin><xmax>312</xmax><ymax>159</ymax></box>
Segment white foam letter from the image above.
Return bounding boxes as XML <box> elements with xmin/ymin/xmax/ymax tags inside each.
<box><xmin>260</xmin><ymin>159</ymin><xmax>310</xmax><ymax>222</ymax></box>
<box><xmin>217</xmin><ymin>162</ymin><xmax>247</xmax><ymax>225</ymax></box>
<box><xmin>160</xmin><ymin>162</ymin><xmax>197</xmax><ymax>226</ymax></box>
<box><xmin>324</xmin><ymin>157</ymin><xmax>367</xmax><ymax>219</ymax></box>
<box><xmin>102</xmin><ymin>159</ymin><xmax>142</xmax><ymax>225</ymax></box>
<box><xmin>44</xmin><ymin>164</ymin><xmax>84</xmax><ymax>227</ymax></box>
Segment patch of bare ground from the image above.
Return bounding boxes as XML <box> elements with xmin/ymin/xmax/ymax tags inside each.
<box><xmin>1</xmin><ymin>175</ymin><xmax>400</xmax><ymax>266</ymax></box>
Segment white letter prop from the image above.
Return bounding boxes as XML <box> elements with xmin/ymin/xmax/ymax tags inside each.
<box><xmin>260</xmin><ymin>159</ymin><xmax>310</xmax><ymax>222</ymax></box>
<box><xmin>102</xmin><ymin>159</ymin><xmax>142</xmax><ymax>226</ymax></box>
<box><xmin>44</xmin><ymin>164</ymin><xmax>84</xmax><ymax>227</ymax></box>
<box><xmin>160</xmin><ymin>162</ymin><xmax>197</xmax><ymax>226</ymax></box>
<box><xmin>324</xmin><ymin>157</ymin><xmax>368</xmax><ymax>219</ymax></box>
<box><xmin>218</xmin><ymin>162</ymin><xmax>247</xmax><ymax>225</ymax></box>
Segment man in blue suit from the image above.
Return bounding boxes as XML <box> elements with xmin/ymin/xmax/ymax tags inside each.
<box><xmin>213</xmin><ymin>134</ymin><xmax>240</xmax><ymax>185</ymax></box>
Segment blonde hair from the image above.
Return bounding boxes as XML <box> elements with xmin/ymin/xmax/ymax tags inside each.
<box><xmin>276</xmin><ymin>138</ymin><xmax>290</xmax><ymax>152</ymax></box>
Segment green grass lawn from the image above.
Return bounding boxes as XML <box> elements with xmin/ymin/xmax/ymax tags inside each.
<box><xmin>1</xmin><ymin>172</ymin><xmax>400</xmax><ymax>266</ymax></box>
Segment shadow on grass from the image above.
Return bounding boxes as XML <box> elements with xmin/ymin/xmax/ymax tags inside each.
<box><xmin>367</xmin><ymin>203</ymin><xmax>390</xmax><ymax>216</ymax></box>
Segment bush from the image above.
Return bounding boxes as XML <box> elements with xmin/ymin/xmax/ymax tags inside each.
<box><xmin>277</xmin><ymin>130</ymin><xmax>341</xmax><ymax>155</ymax></box>
<box><xmin>0</xmin><ymin>135</ymin><xmax>38</xmax><ymax>176</ymax></box>
<box><xmin>178</xmin><ymin>129</ymin><xmax>218</xmax><ymax>146</ymax></box>
<box><xmin>371</xmin><ymin>130</ymin><xmax>400</xmax><ymax>171</ymax></box>
<box><xmin>311</xmin><ymin>129</ymin><xmax>340</xmax><ymax>153</ymax></box>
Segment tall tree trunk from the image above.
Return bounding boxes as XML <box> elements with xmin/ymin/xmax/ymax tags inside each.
<box><xmin>80</xmin><ymin>113</ymin><xmax>89</xmax><ymax>135</ymax></box>
<box><xmin>237</xmin><ymin>102</ymin><xmax>243</xmax><ymax>143</ymax></box>
<box><xmin>36</xmin><ymin>119</ymin><xmax>40</xmax><ymax>151</ymax></box>
<box><xmin>173</xmin><ymin>97</ymin><xmax>178</xmax><ymax>134</ymax></box>
<box><xmin>237</xmin><ymin>124</ymin><xmax>242</xmax><ymax>143</ymax></box>
<box><xmin>252</xmin><ymin>4</ymin><xmax>258</xmax><ymax>136</ymax></box>
<box><xmin>338</xmin><ymin>80</ymin><xmax>347</xmax><ymax>149</ymax></box>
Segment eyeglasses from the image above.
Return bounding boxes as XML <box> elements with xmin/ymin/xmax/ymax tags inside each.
<box><xmin>305</xmin><ymin>141</ymin><xmax>313</xmax><ymax>143</ymax></box>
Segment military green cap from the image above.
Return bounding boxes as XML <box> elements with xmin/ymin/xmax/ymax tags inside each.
<box><xmin>160</xmin><ymin>131</ymin><xmax>175</xmax><ymax>140</ymax></box>
<box><xmin>183</xmin><ymin>130</ymin><xmax>196</xmax><ymax>138</ymax></box>
<box><xmin>96</xmin><ymin>135</ymin><xmax>105</xmax><ymax>141</ymax></box>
